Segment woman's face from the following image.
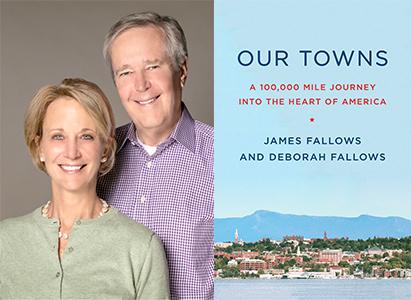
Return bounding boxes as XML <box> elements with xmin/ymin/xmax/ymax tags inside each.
<box><xmin>39</xmin><ymin>97</ymin><xmax>105</xmax><ymax>193</ymax></box>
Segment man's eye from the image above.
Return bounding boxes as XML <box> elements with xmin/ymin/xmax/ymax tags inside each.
<box><xmin>147</xmin><ymin>65</ymin><xmax>159</xmax><ymax>70</ymax></box>
<box><xmin>51</xmin><ymin>134</ymin><xmax>64</xmax><ymax>140</ymax></box>
<box><xmin>81</xmin><ymin>134</ymin><xmax>94</xmax><ymax>140</ymax></box>
<box><xmin>119</xmin><ymin>71</ymin><xmax>131</xmax><ymax>77</ymax></box>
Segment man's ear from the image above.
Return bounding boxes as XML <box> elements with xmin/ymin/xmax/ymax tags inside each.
<box><xmin>179</xmin><ymin>58</ymin><xmax>188</xmax><ymax>88</ymax></box>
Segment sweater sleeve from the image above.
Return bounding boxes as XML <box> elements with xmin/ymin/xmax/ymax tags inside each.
<box><xmin>135</xmin><ymin>234</ymin><xmax>170</xmax><ymax>300</ymax></box>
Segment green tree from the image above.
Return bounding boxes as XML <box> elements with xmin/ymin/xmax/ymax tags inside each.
<box><xmin>214</xmin><ymin>257</ymin><xmax>228</xmax><ymax>270</ymax></box>
<box><xmin>338</xmin><ymin>261</ymin><xmax>350</xmax><ymax>268</ymax></box>
<box><xmin>286</xmin><ymin>259</ymin><xmax>296</xmax><ymax>267</ymax></box>
<box><xmin>303</xmin><ymin>255</ymin><xmax>311</xmax><ymax>262</ymax></box>
<box><xmin>221</xmin><ymin>266</ymin><xmax>241</xmax><ymax>278</ymax></box>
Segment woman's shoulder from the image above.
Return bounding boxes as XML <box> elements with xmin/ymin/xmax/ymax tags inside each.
<box><xmin>104</xmin><ymin>208</ymin><xmax>156</xmax><ymax>242</ymax></box>
<box><xmin>101</xmin><ymin>209</ymin><xmax>165</xmax><ymax>259</ymax></box>
<box><xmin>0</xmin><ymin>209</ymin><xmax>39</xmax><ymax>235</ymax></box>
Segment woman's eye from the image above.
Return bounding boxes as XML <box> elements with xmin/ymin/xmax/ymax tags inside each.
<box><xmin>51</xmin><ymin>134</ymin><xmax>64</xmax><ymax>140</ymax></box>
<box><xmin>81</xmin><ymin>134</ymin><xmax>94</xmax><ymax>140</ymax></box>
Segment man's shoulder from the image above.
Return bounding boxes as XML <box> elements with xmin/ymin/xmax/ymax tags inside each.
<box><xmin>194</xmin><ymin>120</ymin><xmax>214</xmax><ymax>141</ymax></box>
<box><xmin>194</xmin><ymin>120</ymin><xmax>214</xmax><ymax>153</ymax></box>
<box><xmin>192</xmin><ymin>120</ymin><xmax>213</xmax><ymax>167</ymax></box>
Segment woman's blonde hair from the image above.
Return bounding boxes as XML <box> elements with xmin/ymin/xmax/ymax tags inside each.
<box><xmin>24</xmin><ymin>78</ymin><xmax>116</xmax><ymax>176</ymax></box>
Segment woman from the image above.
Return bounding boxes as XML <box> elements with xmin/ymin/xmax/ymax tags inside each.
<box><xmin>0</xmin><ymin>78</ymin><xmax>170</xmax><ymax>299</ymax></box>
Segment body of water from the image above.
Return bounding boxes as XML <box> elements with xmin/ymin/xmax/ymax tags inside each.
<box><xmin>215</xmin><ymin>279</ymin><xmax>411</xmax><ymax>299</ymax></box>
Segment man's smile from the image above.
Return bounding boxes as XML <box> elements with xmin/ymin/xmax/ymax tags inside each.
<box><xmin>133</xmin><ymin>95</ymin><xmax>160</xmax><ymax>105</ymax></box>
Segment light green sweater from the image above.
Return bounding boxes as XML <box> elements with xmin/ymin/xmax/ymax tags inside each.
<box><xmin>0</xmin><ymin>207</ymin><xmax>170</xmax><ymax>300</ymax></box>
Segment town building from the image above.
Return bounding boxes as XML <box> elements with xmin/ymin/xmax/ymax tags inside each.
<box><xmin>239</xmin><ymin>259</ymin><xmax>267</xmax><ymax>271</ymax></box>
<box><xmin>318</xmin><ymin>249</ymin><xmax>342</xmax><ymax>264</ymax></box>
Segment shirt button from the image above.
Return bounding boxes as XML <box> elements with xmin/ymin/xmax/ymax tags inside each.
<box><xmin>140</xmin><ymin>195</ymin><xmax>146</xmax><ymax>203</ymax></box>
<box><xmin>56</xmin><ymin>272</ymin><xmax>61</xmax><ymax>278</ymax></box>
<box><xmin>146</xmin><ymin>161</ymin><xmax>153</xmax><ymax>168</ymax></box>
<box><xmin>68</xmin><ymin>247</ymin><xmax>74</xmax><ymax>253</ymax></box>
<box><xmin>76</xmin><ymin>220</ymin><xmax>81</xmax><ymax>225</ymax></box>
<box><xmin>131</xmin><ymin>141</ymin><xmax>136</xmax><ymax>146</ymax></box>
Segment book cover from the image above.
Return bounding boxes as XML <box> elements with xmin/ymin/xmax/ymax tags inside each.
<box><xmin>214</xmin><ymin>0</ymin><xmax>411</xmax><ymax>298</ymax></box>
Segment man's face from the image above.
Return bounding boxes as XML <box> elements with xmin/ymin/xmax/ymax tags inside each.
<box><xmin>110</xmin><ymin>26</ymin><xmax>186</xmax><ymax>144</ymax></box>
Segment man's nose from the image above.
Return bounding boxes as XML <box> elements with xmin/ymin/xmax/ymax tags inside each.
<box><xmin>134</xmin><ymin>71</ymin><xmax>151</xmax><ymax>92</ymax></box>
<box><xmin>64</xmin><ymin>138</ymin><xmax>81</xmax><ymax>160</ymax></box>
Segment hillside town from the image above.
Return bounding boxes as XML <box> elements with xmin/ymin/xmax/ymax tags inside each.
<box><xmin>214</xmin><ymin>230</ymin><xmax>411</xmax><ymax>279</ymax></box>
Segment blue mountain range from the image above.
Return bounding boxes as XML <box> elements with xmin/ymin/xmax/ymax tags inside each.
<box><xmin>215</xmin><ymin>210</ymin><xmax>411</xmax><ymax>242</ymax></box>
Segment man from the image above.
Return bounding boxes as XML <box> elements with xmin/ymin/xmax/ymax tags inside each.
<box><xmin>97</xmin><ymin>12</ymin><xmax>213</xmax><ymax>299</ymax></box>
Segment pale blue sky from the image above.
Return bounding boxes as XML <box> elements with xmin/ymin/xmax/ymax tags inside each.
<box><xmin>215</xmin><ymin>0</ymin><xmax>411</xmax><ymax>219</ymax></box>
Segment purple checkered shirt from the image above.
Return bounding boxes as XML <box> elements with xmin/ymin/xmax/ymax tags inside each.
<box><xmin>97</xmin><ymin>104</ymin><xmax>214</xmax><ymax>299</ymax></box>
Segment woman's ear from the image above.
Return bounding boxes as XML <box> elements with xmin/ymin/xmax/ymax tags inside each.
<box><xmin>101</xmin><ymin>137</ymin><xmax>113</xmax><ymax>163</ymax></box>
<box><xmin>36</xmin><ymin>136</ymin><xmax>45</xmax><ymax>162</ymax></box>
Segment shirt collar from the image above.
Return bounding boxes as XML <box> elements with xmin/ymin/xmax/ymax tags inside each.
<box><xmin>168</xmin><ymin>103</ymin><xmax>196</xmax><ymax>153</ymax></box>
<box><xmin>116</xmin><ymin>122</ymin><xmax>138</xmax><ymax>153</ymax></box>
<box><xmin>117</xmin><ymin>102</ymin><xmax>196</xmax><ymax>154</ymax></box>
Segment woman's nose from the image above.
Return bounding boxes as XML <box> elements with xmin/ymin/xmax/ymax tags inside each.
<box><xmin>64</xmin><ymin>138</ymin><xmax>81</xmax><ymax>160</ymax></box>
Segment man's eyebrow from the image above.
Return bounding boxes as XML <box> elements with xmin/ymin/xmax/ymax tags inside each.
<box><xmin>144</xmin><ymin>58</ymin><xmax>163</xmax><ymax>65</ymax></box>
<box><xmin>114</xmin><ymin>59</ymin><xmax>166</xmax><ymax>75</ymax></box>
